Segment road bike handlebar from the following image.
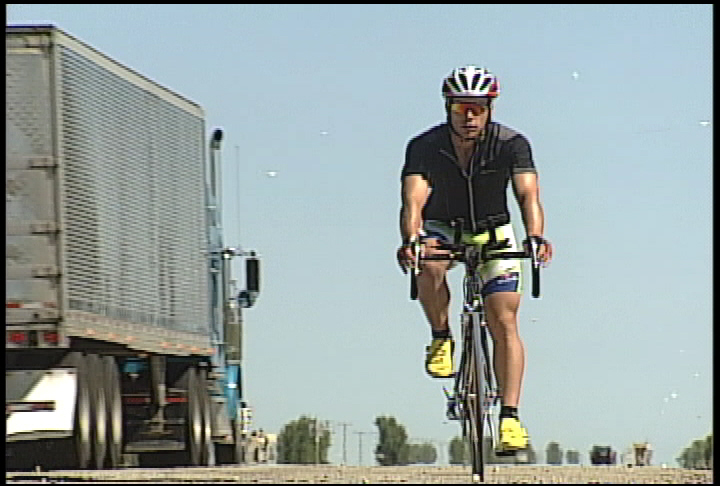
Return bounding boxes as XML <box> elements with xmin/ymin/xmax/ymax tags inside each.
<box><xmin>409</xmin><ymin>218</ymin><xmax>543</xmax><ymax>300</ymax></box>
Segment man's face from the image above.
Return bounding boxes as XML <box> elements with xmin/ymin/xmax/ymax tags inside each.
<box><xmin>448</xmin><ymin>97</ymin><xmax>490</xmax><ymax>139</ymax></box>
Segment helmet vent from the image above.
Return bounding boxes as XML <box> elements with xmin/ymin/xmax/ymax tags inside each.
<box><xmin>471</xmin><ymin>72</ymin><xmax>482</xmax><ymax>90</ymax></box>
<box><xmin>448</xmin><ymin>77</ymin><xmax>462</xmax><ymax>94</ymax></box>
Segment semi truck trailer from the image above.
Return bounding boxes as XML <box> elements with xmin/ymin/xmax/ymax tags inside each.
<box><xmin>6</xmin><ymin>24</ymin><xmax>260</xmax><ymax>470</ymax></box>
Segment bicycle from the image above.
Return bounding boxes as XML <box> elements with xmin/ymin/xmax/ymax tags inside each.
<box><xmin>408</xmin><ymin>216</ymin><xmax>543</xmax><ymax>483</ymax></box>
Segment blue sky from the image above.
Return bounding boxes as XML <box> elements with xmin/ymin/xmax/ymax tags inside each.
<box><xmin>7</xmin><ymin>4</ymin><xmax>712</xmax><ymax>467</ymax></box>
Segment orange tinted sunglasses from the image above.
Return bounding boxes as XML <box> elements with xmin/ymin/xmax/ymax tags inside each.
<box><xmin>449</xmin><ymin>100</ymin><xmax>490</xmax><ymax>114</ymax></box>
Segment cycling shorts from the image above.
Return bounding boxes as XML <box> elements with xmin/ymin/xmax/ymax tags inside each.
<box><xmin>423</xmin><ymin>220</ymin><xmax>523</xmax><ymax>296</ymax></box>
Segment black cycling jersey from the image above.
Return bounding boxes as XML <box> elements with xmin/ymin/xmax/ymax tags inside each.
<box><xmin>401</xmin><ymin>121</ymin><xmax>536</xmax><ymax>233</ymax></box>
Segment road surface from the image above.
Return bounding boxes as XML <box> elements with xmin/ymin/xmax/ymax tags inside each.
<box><xmin>5</xmin><ymin>464</ymin><xmax>713</xmax><ymax>483</ymax></box>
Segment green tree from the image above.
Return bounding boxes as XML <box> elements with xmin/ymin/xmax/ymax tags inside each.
<box><xmin>374</xmin><ymin>416</ymin><xmax>409</xmax><ymax>466</ymax></box>
<box><xmin>691</xmin><ymin>439</ymin><xmax>706</xmax><ymax>469</ymax></box>
<box><xmin>408</xmin><ymin>442</ymin><xmax>437</xmax><ymax>464</ymax></box>
<box><xmin>566</xmin><ymin>449</ymin><xmax>580</xmax><ymax>464</ymax></box>
<box><xmin>546</xmin><ymin>441</ymin><xmax>563</xmax><ymax>465</ymax></box>
<box><xmin>704</xmin><ymin>434</ymin><xmax>712</xmax><ymax>469</ymax></box>
<box><xmin>677</xmin><ymin>448</ymin><xmax>690</xmax><ymax>468</ymax></box>
<box><xmin>276</xmin><ymin>416</ymin><xmax>331</xmax><ymax>464</ymax></box>
<box><xmin>677</xmin><ymin>434</ymin><xmax>713</xmax><ymax>470</ymax></box>
<box><xmin>448</xmin><ymin>436</ymin><xmax>468</xmax><ymax>465</ymax></box>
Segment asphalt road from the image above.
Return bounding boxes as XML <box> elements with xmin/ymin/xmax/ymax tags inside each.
<box><xmin>5</xmin><ymin>464</ymin><xmax>713</xmax><ymax>484</ymax></box>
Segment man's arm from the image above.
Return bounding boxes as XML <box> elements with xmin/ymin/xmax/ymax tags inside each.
<box><xmin>511</xmin><ymin>172</ymin><xmax>544</xmax><ymax>237</ymax></box>
<box><xmin>400</xmin><ymin>174</ymin><xmax>431</xmax><ymax>242</ymax></box>
<box><xmin>512</xmin><ymin>172</ymin><xmax>553</xmax><ymax>263</ymax></box>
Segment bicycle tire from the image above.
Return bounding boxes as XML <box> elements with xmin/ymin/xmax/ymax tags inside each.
<box><xmin>461</xmin><ymin>313</ymin><xmax>485</xmax><ymax>482</ymax></box>
<box><xmin>457</xmin><ymin>325</ymin><xmax>474</xmax><ymax>465</ymax></box>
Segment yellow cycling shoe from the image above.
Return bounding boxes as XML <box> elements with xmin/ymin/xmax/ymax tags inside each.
<box><xmin>425</xmin><ymin>338</ymin><xmax>454</xmax><ymax>378</ymax></box>
<box><xmin>496</xmin><ymin>417</ymin><xmax>529</xmax><ymax>454</ymax></box>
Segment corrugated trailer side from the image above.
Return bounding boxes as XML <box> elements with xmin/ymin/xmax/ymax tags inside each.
<box><xmin>6</xmin><ymin>25</ymin><xmax>212</xmax><ymax>356</ymax></box>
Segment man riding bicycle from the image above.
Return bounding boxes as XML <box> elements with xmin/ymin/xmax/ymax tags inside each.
<box><xmin>397</xmin><ymin>65</ymin><xmax>553</xmax><ymax>453</ymax></box>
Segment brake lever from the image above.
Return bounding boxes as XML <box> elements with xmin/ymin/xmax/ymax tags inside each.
<box><xmin>410</xmin><ymin>237</ymin><xmax>422</xmax><ymax>276</ymax></box>
<box><xmin>526</xmin><ymin>236</ymin><xmax>542</xmax><ymax>268</ymax></box>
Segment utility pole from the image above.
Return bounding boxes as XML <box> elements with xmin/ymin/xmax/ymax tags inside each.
<box><xmin>354</xmin><ymin>431</ymin><xmax>366</xmax><ymax>466</ymax></box>
<box><xmin>337</xmin><ymin>422</ymin><xmax>351</xmax><ymax>466</ymax></box>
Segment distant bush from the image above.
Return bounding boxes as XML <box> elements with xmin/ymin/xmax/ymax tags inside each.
<box><xmin>276</xmin><ymin>416</ymin><xmax>331</xmax><ymax>464</ymax></box>
<box><xmin>546</xmin><ymin>441</ymin><xmax>563</xmax><ymax>465</ymax></box>
<box><xmin>676</xmin><ymin>433</ymin><xmax>712</xmax><ymax>469</ymax></box>
<box><xmin>374</xmin><ymin>416</ymin><xmax>409</xmax><ymax>466</ymax></box>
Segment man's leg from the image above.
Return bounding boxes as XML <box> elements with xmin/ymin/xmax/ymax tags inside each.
<box><xmin>416</xmin><ymin>238</ymin><xmax>453</xmax><ymax>377</ymax></box>
<box><xmin>484</xmin><ymin>290</ymin><xmax>528</xmax><ymax>451</ymax></box>
<box><xmin>415</xmin><ymin>238</ymin><xmax>452</xmax><ymax>332</ymax></box>
<box><xmin>484</xmin><ymin>291</ymin><xmax>523</xmax><ymax>406</ymax></box>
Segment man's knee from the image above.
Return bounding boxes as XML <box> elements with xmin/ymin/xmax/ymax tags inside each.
<box><xmin>489</xmin><ymin>311</ymin><xmax>518</xmax><ymax>335</ymax></box>
<box><xmin>485</xmin><ymin>292</ymin><xmax>521</xmax><ymax>337</ymax></box>
<box><xmin>418</xmin><ymin>261</ymin><xmax>448</xmax><ymax>283</ymax></box>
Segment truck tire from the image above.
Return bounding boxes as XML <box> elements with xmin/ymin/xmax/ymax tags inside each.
<box><xmin>65</xmin><ymin>352</ymin><xmax>92</xmax><ymax>469</ymax></box>
<box><xmin>87</xmin><ymin>354</ymin><xmax>108</xmax><ymax>469</ymax></box>
<box><xmin>197</xmin><ymin>369</ymin><xmax>214</xmax><ymax>466</ymax></box>
<box><xmin>102</xmin><ymin>355</ymin><xmax>123</xmax><ymax>469</ymax></box>
<box><xmin>185</xmin><ymin>366</ymin><xmax>203</xmax><ymax>466</ymax></box>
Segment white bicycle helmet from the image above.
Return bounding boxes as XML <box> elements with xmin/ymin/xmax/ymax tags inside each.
<box><xmin>442</xmin><ymin>65</ymin><xmax>499</xmax><ymax>99</ymax></box>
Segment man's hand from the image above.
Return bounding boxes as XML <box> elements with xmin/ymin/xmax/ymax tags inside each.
<box><xmin>396</xmin><ymin>243</ymin><xmax>414</xmax><ymax>274</ymax></box>
<box><xmin>525</xmin><ymin>236</ymin><xmax>553</xmax><ymax>267</ymax></box>
<box><xmin>396</xmin><ymin>239</ymin><xmax>423</xmax><ymax>274</ymax></box>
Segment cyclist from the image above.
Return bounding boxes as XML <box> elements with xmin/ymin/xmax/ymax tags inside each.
<box><xmin>396</xmin><ymin>65</ymin><xmax>553</xmax><ymax>453</ymax></box>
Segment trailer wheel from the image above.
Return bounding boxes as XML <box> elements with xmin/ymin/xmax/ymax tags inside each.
<box><xmin>197</xmin><ymin>369</ymin><xmax>214</xmax><ymax>465</ymax></box>
<box><xmin>103</xmin><ymin>356</ymin><xmax>123</xmax><ymax>469</ymax></box>
<box><xmin>185</xmin><ymin>366</ymin><xmax>203</xmax><ymax>466</ymax></box>
<box><xmin>87</xmin><ymin>354</ymin><xmax>107</xmax><ymax>469</ymax></box>
<box><xmin>65</xmin><ymin>352</ymin><xmax>92</xmax><ymax>469</ymax></box>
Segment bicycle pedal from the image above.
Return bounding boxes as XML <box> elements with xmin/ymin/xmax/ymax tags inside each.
<box><xmin>445</xmin><ymin>410</ymin><xmax>463</xmax><ymax>421</ymax></box>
